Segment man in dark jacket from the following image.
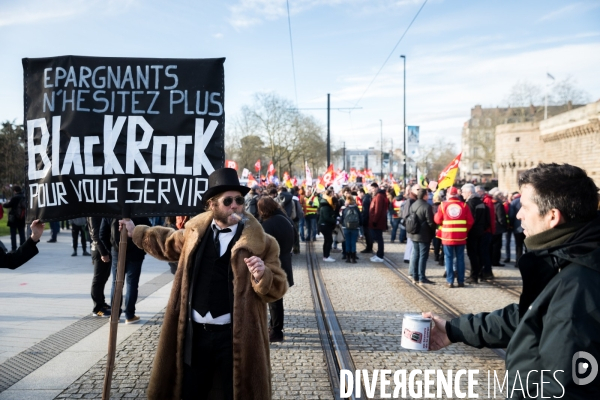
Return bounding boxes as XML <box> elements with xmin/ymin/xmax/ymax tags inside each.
<box><xmin>257</xmin><ymin>197</ymin><xmax>295</xmax><ymax>342</ymax></box>
<box><xmin>509</xmin><ymin>193</ymin><xmax>525</xmax><ymax>265</ymax></box>
<box><xmin>407</xmin><ymin>189</ymin><xmax>436</xmax><ymax>285</ymax></box>
<box><xmin>3</xmin><ymin>186</ymin><xmax>26</xmax><ymax>251</ymax></box>
<box><xmin>369</xmin><ymin>182</ymin><xmax>389</xmax><ymax>262</ymax></box>
<box><xmin>104</xmin><ymin>216</ymin><xmax>151</xmax><ymax>324</ymax></box>
<box><xmin>490</xmin><ymin>188</ymin><xmax>508</xmax><ymax>267</ymax></box>
<box><xmin>358</xmin><ymin>189</ymin><xmax>373</xmax><ymax>254</ymax></box>
<box><xmin>426</xmin><ymin>163</ymin><xmax>600</xmax><ymax>398</ymax></box>
<box><xmin>462</xmin><ymin>184</ymin><xmax>489</xmax><ymax>284</ymax></box>
<box><xmin>477</xmin><ymin>185</ymin><xmax>496</xmax><ymax>280</ymax></box>
<box><xmin>88</xmin><ymin>217</ymin><xmax>112</xmax><ymax>317</ymax></box>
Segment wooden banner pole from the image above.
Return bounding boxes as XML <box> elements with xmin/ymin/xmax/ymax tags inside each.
<box><xmin>102</xmin><ymin>218</ymin><xmax>130</xmax><ymax>400</ymax></box>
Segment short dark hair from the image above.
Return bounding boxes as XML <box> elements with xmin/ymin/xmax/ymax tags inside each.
<box><xmin>257</xmin><ymin>196</ymin><xmax>282</xmax><ymax>220</ymax></box>
<box><xmin>370</xmin><ymin>182</ymin><xmax>379</xmax><ymax>188</ymax></box>
<box><xmin>13</xmin><ymin>185</ymin><xmax>22</xmax><ymax>193</ymax></box>
<box><xmin>519</xmin><ymin>163</ymin><xmax>599</xmax><ymax>222</ymax></box>
<box><xmin>417</xmin><ymin>188</ymin><xmax>428</xmax><ymax>200</ymax></box>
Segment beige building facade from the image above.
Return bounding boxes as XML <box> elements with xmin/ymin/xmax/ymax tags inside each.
<box><xmin>496</xmin><ymin>101</ymin><xmax>600</xmax><ymax>193</ymax></box>
<box><xmin>461</xmin><ymin>103</ymin><xmax>580</xmax><ymax>182</ymax></box>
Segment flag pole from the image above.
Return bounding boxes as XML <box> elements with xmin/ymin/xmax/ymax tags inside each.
<box><xmin>102</xmin><ymin>205</ymin><xmax>131</xmax><ymax>400</ymax></box>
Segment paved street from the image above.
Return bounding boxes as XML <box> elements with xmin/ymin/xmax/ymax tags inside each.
<box><xmin>0</xmin><ymin>228</ymin><xmax>522</xmax><ymax>399</ymax></box>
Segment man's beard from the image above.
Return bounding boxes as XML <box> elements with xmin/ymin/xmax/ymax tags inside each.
<box><xmin>213</xmin><ymin>206</ymin><xmax>234</xmax><ymax>226</ymax></box>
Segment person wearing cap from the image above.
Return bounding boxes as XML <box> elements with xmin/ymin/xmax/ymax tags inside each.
<box><xmin>120</xmin><ymin>168</ymin><xmax>288</xmax><ymax>400</ymax></box>
<box><xmin>434</xmin><ymin>187</ymin><xmax>474</xmax><ymax>288</ymax></box>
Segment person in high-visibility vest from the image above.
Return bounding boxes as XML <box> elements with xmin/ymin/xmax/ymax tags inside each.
<box><xmin>304</xmin><ymin>188</ymin><xmax>320</xmax><ymax>242</ymax></box>
<box><xmin>434</xmin><ymin>187</ymin><xmax>474</xmax><ymax>288</ymax></box>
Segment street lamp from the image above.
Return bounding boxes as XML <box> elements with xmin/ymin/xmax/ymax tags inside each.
<box><xmin>379</xmin><ymin>119</ymin><xmax>383</xmax><ymax>180</ymax></box>
<box><xmin>400</xmin><ymin>55</ymin><xmax>406</xmax><ymax>185</ymax></box>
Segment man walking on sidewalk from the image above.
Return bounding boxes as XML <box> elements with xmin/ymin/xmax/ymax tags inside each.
<box><xmin>462</xmin><ymin>184</ymin><xmax>489</xmax><ymax>284</ymax></box>
<box><xmin>434</xmin><ymin>187</ymin><xmax>473</xmax><ymax>288</ymax></box>
<box><xmin>368</xmin><ymin>182</ymin><xmax>389</xmax><ymax>262</ymax></box>
<box><xmin>358</xmin><ymin>188</ymin><xmax>373</xmax><ymax>254</ymax></box>
<box><xmin>407</xmin><ymin>189</ymin><xmax>436</xmax><ymax>285</ymax></box>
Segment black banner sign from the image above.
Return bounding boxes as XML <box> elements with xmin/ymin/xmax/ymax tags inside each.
<box><xmin>23</xmin><ymin>56</ymin><xmax>225</xmax><ymax>222</ymax></box>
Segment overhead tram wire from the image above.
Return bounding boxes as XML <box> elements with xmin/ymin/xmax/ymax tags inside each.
<box><xmin>351</xmin><ymin>0</ymin><xmax>428</xmax><ymax>110</ymax></box>
<box><xmin>286</xmin><ymin>0</ymin><xmax>299</xmax><ymax>106</ymax></box>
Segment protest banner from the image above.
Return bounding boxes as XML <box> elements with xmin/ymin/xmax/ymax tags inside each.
<box><xmin>23</xmin><ymin>55</ymin><xmax>225</xmax><ymax>223</ymax></box>
<box><xmin>23</xmin><ymin>55</ymin><xmax>226</xmax><ymax>399</ymax></box>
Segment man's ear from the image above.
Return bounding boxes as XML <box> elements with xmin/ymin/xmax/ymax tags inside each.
<box><xmin>548</xmin><ymin>208</ymin><xmax>566</xmax><ymax>229</ymax></box>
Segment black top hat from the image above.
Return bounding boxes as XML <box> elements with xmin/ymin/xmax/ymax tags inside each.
<box><xmin>202</xmin><ymin>168</ymin><xmax>250</xmax><ymax>203</ymax></box>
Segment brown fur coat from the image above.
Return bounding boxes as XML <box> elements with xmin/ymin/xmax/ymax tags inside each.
<box><xmin>132</xmin><ymin>211</ymin><xmax>288</xmax><ymax>400</ymax></box>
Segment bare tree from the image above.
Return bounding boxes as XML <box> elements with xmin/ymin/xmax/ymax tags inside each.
<box><xmin>415</xmin><ymin>140</ymin><xmax>459</xmax><ymax>181</ymax></box>
<box><xmin>550</xmin><ymin>75</ymin><xmax>591</xmax><ymax>105</ymax></box>
<box><xmin>233</xmin><ymin>92</ymin><xmax>327</xmax><ymax>178</ymax></box>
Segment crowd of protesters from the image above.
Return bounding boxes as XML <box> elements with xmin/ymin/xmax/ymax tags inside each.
<box><xmin>236</xmin><ymin>177</ymin><xmax>534</xmax><ymax>291</ymax></box>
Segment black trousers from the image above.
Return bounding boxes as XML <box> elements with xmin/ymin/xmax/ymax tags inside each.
<box><xmin>466</xmin><ymin>235</ymin><xmax>482</xmax><ymax>278</ymax></box>
<box><xmin>91</xmin><ymin>250</ymin><xmax>111</xmax><ymax>312</ymax></box>
<box><xmin>504</xmin><ymin>230</ymin><xmax>513</xmax><ymax>261</ymax></box>
<box><xmin>320</xmin><ymin>224</ymin><xmax>334</xmax><ymax>258</ymax></box>
<box><xmin>371</xmin><ymin>229</ymin><xmax>384</xmax><ymax>258</ymax></box>
<box><xmin>72</xmin><ymin>224</ymin><xmax>87</xmax><ymax>251</ymax></box>
<box><xmin>183</xmin><ymin>323</ymin><xmax>234</xmax><ymax>400</ymax></box>
<box><xmin>491</xmin><ymin>233</ymin><xmax>503</xmax><ymax>265</ymax></box>
<box><xmin>362</xmin><ymin>224</ymin><xmax>373</xmax><ymax>251</ymax></box>
<box><xmin>269</xmin><ymin>298</ymin><xmax>284</xmax><ymax>334</ymax></box>
<box><xmin>514</xmin><ymin>231</ymin><xmax>526</xmax><ymax>265</ymax></box>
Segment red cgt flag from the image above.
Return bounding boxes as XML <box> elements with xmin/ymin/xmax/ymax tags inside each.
<box><xmin>322</xmin><ymin>164</ymin><xmax>336</xmax><ymax>186</ymax></box>
<box><xmin>254</xmin><ymin>159</ymin><xmax>261</xmax><ymax>172</ymax></box>
<box><xmin>225</xmin><ymin>160</ymin><xmax>238</xmax><ymax>170</ymax></box>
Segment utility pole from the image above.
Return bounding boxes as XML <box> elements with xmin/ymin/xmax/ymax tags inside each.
<box><xmin>327</xmin><ymin>94</ymin><xmax>331</xmax><ymax>166</ymax></box>
<box><xmin>401</xmin><ymin>55</ymin><xmax>407</xmax><ymax>186</ymax></box>
<box><xmin>379</xmin><ymin>119</ymin><xmax>383</xmax><ymax>180</ymax></box>
<box><xmin>390</xmin><ymin>138</ymin><xmax>393</xmax><ymax>178</ymax></box>
<box><xmin>342</xmin><ymin>142</ymin><xmax>346</xmax><ymax>171</ymax></box>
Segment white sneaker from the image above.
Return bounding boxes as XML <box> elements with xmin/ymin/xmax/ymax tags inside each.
<box><xmin>370</xmin><ymin>256</ymin><xmax>377</xmax><ymax>261</ymax></box>
<box><xmin>323</xmin><ymin>257</ymin><xmax>336</xmax><ymax>262</ymax></box>
<box><xmin>371</xmin><ymin>256</ymin><xmax>384</xmax><ymax>263</ymax></box>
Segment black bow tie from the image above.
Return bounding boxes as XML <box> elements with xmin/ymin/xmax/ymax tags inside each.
<box><xmin>213</xmin><ymin>225</ymin><xmax>231</xmax><ymax>252</ymax></box>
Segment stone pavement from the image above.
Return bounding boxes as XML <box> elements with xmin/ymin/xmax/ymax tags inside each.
<box><xmin>0</xmin><ymin>228</ymin><xmax>173</xmax><ymax>399</ymax></box>
<box><xmin>0</xmin><ymin>227</ymin><xmax>520</xmax><ymax>399</ymax></box>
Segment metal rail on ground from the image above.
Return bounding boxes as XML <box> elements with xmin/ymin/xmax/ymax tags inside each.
<box><xmin>382</xmin><ymin>255</ymin><xmax>507</xmax><ymax>360</ymax></box>
<box><xmin>306</xmin><ymin>241</ymin><xmax>363</xmax><ymax>400</ymax></box>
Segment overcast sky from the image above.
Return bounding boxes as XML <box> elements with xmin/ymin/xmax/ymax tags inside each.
<box><xmin>1</xmin><ymin>0</ymin><xmax>599</xmax><ymax>152</ymax></box>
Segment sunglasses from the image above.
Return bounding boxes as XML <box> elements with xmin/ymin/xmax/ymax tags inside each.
<box><xmin>220</xmin><ymin>196</ymin><xmax>245</xmax><ymax>207</ymax></box>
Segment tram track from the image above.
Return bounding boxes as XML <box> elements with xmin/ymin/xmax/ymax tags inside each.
<box><xmin>381</xmin><ymin>255</ymin><xmax>507</xmax><ymax>360</ymax></box>
<box><xmin>305</xmin><ymin>241</ymin><xmax>364</xmax><ymax>400</ymax></box>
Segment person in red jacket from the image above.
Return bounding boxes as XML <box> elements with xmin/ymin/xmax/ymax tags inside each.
<box><xmin>476</xmin><ymin>185</ymin><xmax>496</xmax><ymax>280</ymax></box>
<box><xmin>368</xmin><ymin>182</ymin><xmax>389</xmax><ymax>262</ymax></box>
<box><xmin>434</xmin><ymin>187</ymin><xmax>474</xmax><ymax>288</ymax></box>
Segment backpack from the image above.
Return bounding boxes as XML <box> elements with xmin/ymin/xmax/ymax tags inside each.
<box><xmin>404</xmin><ymin>203</ymin><xmax>421</xmax><ymax>235</ymax></box>
<box><xmin>344</xmin><ymin>207</ymin><xmax>360</xmax><ymax>229</ymax></box>
<box><xmin>15</xmin><ymin>195</ymin><xmax>27</xmax><ymax>221</ymax></box>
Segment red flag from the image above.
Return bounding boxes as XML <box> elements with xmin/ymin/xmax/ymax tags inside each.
<box><xmin>225</xmin><ymin>160</ymin><xmax>238</xmax><ymax>170</ymax></box>
<box><xmin>267</xmin><ymin>161</ymin><xmax>276</xmax><ymax>176</ymax></box>
<box><xmin>247</xmin><ymin>174</ymin><xmax>257</xmax><ymax>187</ymax></box>
<box><xmin>437</xmin><ymin>153</ymin><xmax>462</xmax><ymax>191</ymax></box>
<box><xmin>323</xmin><ymin>164</ymin><xmax>335</xmax><ymax>186</ymax></box>
<box><xmin>254</xmin><ymin>159</ymin><xmax>261</xmax><ymax>172</ymax></box>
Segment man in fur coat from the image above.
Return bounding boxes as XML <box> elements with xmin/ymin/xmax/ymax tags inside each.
<box><xmin>121</xmin><ymin>168</ymin><xmax>288</xmax><ymax>400</ymax></box>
